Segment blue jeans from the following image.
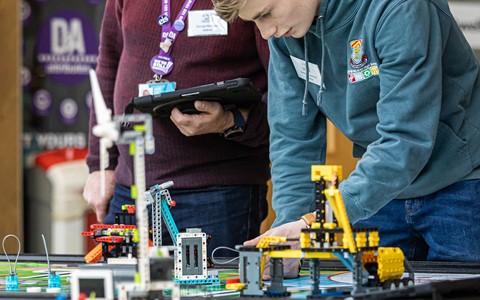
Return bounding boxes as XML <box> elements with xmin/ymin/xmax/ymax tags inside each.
<box><xmin>354</xmin><ymin>179</ymin><xmax>480</xmax><ymax>262</ymax></box>
<box><xmin>104</xmin><ymin>184</ymin><xmax>268</xmax><ymax>256</ymax></box>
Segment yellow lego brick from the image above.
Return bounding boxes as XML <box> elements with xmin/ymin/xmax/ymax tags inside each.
<box><xmin>377</xmin><ymin>247</ymin><xmax>405</xmax><ymax>282</ymax></box>
<box><xmin>129</xmin><ymin>143</ymin><xmax>136</xmax><ymax>155</ymax></box>
<box><xmin>323</xmin><ymin>222</ymin><xmax>337</xmax><ymax>229</ymax></box>
<box><xmin>225</xmin><ymin>283</ymin><xmax>245</xmax><ymax>290</ymax></box>
<box><xmin>256</xmin><ymin>236</ymin><xmax>287</xmax><ymax>248</ymax></box>
<box><xmin>131</xmin><ymin>185</ymin><xmax>137</xmax><ymax>199</ymax></box>
<box><xmin>368</xmin><ymin>231</ymin><xmax>380</xmax><ymax>247</ymax></box>
<box><xmin>311</xmin><ymin>165</ymin><xmax>343</xmax><ymax>181</ymax></box>
<box><xmin>268</xmin><ymin>249</ymin><xmax>303</xmax><ymax>258</ymax></box>
<box><xmin>355</xmin><ymin>232</ymin><xmax>367</xmax><ymax>248</ymax></box>
<box><xmin>304</xmin><ymin>252</ymin><xmax>337</xmax><ymax>259</ymax></box>
<box><xmin>133</xmin><ymin>124</ymin><xmax>146</xmax><ymax>132</ymax></box>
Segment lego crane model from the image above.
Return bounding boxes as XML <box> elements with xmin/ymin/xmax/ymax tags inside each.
<box><xmin>235</xmin><ymin>165</ymin><xmax>414</xmax><ymax>298</ymax></box>
<box><xmin>145</xmin><ymin>181</ymin><xmax>179</xmax><ymax>247</ymax></box>
<box><xmin>145</xmin><ymin>182</ymin><xmax>220</xmax><ymax>285</ymax></box>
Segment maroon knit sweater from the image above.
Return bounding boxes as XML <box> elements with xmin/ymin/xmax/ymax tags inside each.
<box><xmin>86</xmin><ymin>0</ymin><xmax>270</xmax><ymax>188</ymax></box>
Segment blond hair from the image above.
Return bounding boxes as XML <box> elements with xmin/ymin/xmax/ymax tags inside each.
<box><xmin>212</xmin><ymin>0</ymin><xmax>246</xmax><ymax>23</ymax></box>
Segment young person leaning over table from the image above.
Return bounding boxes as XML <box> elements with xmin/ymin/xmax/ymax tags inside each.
<box><xmin>212</xmin><ymin>0</ymin><xmax>480</xmax><ymax>277</ymax></box>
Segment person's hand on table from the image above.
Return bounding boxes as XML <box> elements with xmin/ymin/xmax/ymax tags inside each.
<box><xmin>244</xmin><ymin>219</ymin><xmax>308</xmax><ymax>280</ymax></box>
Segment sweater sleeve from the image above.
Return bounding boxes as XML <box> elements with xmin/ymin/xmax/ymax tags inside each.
<box><xmin>268</xmin><ymin>37</ymin><xmax>327</xmax><ymax>228</ymax></box>
<box><xmin>340</xmin><ymin>2</ymin><xmax>446</xmax><ymax>223</ymax></box>
<box><xmin>86</xmin><ymin>0</ymin><xmax>122</xmax><ymax>173</ymax></box>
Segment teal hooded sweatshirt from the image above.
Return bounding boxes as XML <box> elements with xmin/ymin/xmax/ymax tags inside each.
<box><xmin>268</xmin><ymin>0</ymin><xmax>480</xmax><ymax>227</ymax></box>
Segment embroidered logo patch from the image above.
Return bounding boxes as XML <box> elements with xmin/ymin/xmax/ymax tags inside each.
<box><xmin>347</xmin><ymin>39</ymin><xmax>379</xmax><ymax>83</ymax></box>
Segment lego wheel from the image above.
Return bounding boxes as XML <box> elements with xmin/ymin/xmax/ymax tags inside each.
<box><xmin>383</xmin><ymin>280</ymin><xmax>397</xmax><ymax>290</ymax></box>
<box><xmin>401</xmin><ymin>277</ymin><xmax>414</xmax><ymax>287</ymax></box>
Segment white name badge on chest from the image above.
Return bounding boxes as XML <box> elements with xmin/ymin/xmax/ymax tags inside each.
<box><xmin>290</xmin><ymin>55</ymin><xmax>324</xmax><ymax>87</ymax></box>
<box><xmin>187</xmin><ymin>10</ymin><xmax>228</xmax><ymax>37</ymax></box>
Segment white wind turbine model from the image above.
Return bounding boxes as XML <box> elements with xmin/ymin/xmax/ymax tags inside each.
<box><xmin>88</xmin><ymin>69</ymin><xmax>119</xmax><ymax>196</ymax></box>
<box><xmin>88</xmin><ymin>70</ymin><xmax>179</xmax><ymax>300</ymax></box>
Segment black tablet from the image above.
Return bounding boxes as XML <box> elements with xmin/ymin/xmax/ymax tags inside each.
<box><xmin>126</xmin><ymin>78</ymin><xmax>262</xmax><ymax>118</ymax></box>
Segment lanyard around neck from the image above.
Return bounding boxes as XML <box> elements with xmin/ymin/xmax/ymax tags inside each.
<box><xmin>150</xmin><ymin>0</ymin><xmax>197</xmax><ymax>78</ymax></box>
<box><xmin>158</xmin><ymin>0</ymin><xmax>197</xmax><ymax>55</ymax></box>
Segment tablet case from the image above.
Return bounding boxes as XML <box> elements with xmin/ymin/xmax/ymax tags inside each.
<box><xmin>125</xmin><ymin>78</ymin><xmax>262</xmax><ymax>118</ymax></box>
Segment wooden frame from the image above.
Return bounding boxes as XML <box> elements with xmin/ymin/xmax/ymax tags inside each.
<box><xmin>0</xmin><ymin>1</ymin><xmax>23</xmax><ymax>252</ymax></box>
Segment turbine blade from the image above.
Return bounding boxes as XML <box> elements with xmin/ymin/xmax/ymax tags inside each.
<box><xmin>89</xmin><ymin>69</ymin><xmax>111</xmax><ymax>125</ymax></box>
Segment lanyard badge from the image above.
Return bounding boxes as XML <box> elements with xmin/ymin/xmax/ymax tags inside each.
<box><xmin>150</xmin><ymin>0</ymin><xmax>197</xmax><ymax>77</ymax></box>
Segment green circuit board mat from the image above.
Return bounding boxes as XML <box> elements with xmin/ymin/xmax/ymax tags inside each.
<box><xmin>0</xmin><ymin>260</ymin><xmax>348</xmax><ymax>297</ymax></box>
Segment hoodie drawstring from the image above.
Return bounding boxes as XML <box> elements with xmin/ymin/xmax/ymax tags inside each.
<box><xmin>319</xmin><ymin>15</ymin><xmax>325</xmax><ymax>93</ymax></box>
<box><xmin>302</xmin><ymin>35</ymin><xmax>309</xmax><ymax>116</ymax></box>
<box><xmin>302</xmin><ymin>15</ymin><xmax>325</xmax><ymax>116</ymax></box>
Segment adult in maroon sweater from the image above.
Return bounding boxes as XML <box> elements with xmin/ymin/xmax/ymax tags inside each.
<box><xmin>83</xmin><ymin>0</ymin><xmax>270</xmax><ymax>253</ymax></box>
